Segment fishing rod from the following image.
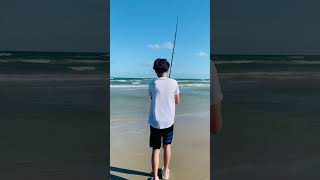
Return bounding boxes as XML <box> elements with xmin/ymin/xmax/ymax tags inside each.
<box><xmin>169</xmin><ymin>16</ymin><xmax>178</xmax><ymax>78</ymax></box>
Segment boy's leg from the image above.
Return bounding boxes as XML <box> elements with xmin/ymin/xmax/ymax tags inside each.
<box><xmin>151</xmin><ymin>148</ymin><xmax>160</xmax><ymax>179</ymax></box>
<box><xmin>163</xmin><ymin>144</ymin><xmax>171</xmax><ymax>171</ymax></box>
<box><xmin>163</xmin><ymin>125</ymin><xmax>174</xmax><ymax>172</ymax></box>
<box><xmin>149</xmin><ymin>126</ymin><xmax>162</xmax><ymax>179</ymax></box>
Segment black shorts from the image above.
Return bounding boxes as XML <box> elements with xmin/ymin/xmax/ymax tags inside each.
<box><xmin>149</xmin><ymin>124</ymin><xmax>174</xmax><ymax>149</ymax></box>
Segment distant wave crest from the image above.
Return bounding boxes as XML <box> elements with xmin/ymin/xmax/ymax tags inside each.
<box><xmin>220</xmin><ymin>71</ymin><xmax>320</xmax><ymax>79</ymax></box>
<box><xmin>65</xmin><ymin>59</ymin><xmax>107</xmax><ymax>64</ymax></box>
<box><xmin>111</xmin><ymin>83</ymin><xmax>209</xmax><ymax>88</ymax></box>
<box><xmin>69</xmin><ymin>66</ymin><xmax>96</xmax><ymax>71</ymax></box>
<box><xmin>0</xmin><ymin>53</ymin><xmax>12</xmax><ymax>56</ymax></box>
<box><xmin>19</xmin><ymin>59</ymin><xmax>51</xmax><ymax>64</ymax></box>
<box><xmin>216</xmin><ymin>60</ymin><xmax>320</xmax><ymax>65</ymax></box>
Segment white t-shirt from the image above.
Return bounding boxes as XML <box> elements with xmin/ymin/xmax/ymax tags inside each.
<box><xmin>148</xmin><ymin>77</ymin><xmax>180</xmax><ymax>129</ymax></box>
<box><xmin>211</xmin><ymin>61</ymin><xmax>223</xmax><ymax>104</ymax></box>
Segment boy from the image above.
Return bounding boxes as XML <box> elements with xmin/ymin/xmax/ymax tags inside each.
<box><xmin>148</xmin><ymin>58</ymin><xmax>180</xmax><ymax>180</ymax></box>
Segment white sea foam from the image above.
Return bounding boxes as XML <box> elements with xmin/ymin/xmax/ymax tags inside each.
<box><xmin>111</xmin><ymin>79</ymin><xmax>127</xmax><ymax>82</ymax></box>
<box><xmin>177</xmin><ymin>80</ymin><xmax>192</xmax><ymax>82</ymax></box>
<box><xmin>291</xmin><ymin>60</ymin><xmax>320</xmax><ymax>64</ymax></box>
<box><xmin>110</xmin><ymin>84</ymin><xmax>148</xmax><ymax>88</ymax></box>
<box><xmin>19</xmin><ymin>59</ymin><xmax>51</xmax><ymax>64</ymax></box>
<box><xmin>0</xmin><ymin>60</ymin><xmax>9</xmax><ymax>63</ymax></box>
<box><xmin>215</xmin><ymin>60</ymin><xmax>258</xmax><ymax>64</ymax></box>
<box><xmin>219</xmin><ymin>71</ymin><xmax>320</xmax><ymax>79</ymax></box>
<box><xmin>180</xmin><ymin>83</ymin><xmax>210</xmax><ymax>88</ymax></box>
<box><xmin>215</xmin><ymin>60</ymin><xmax>320</xmax><ymax>65</ymax></box>
<box><xmin>110</xmin><ymin>83</ymin><xmax>209</xmax><ymax>88</ymax></box>
<box><xmin>69</xmin><ymin>66</ymin><xmax>96</xmax><ymax>71</ymax></box>
<box><xmin>287</xmin><ymin>55</ymin><xmax>305</xmax><ymax>59</ymax></box>
<box><xmin>221</xmin><ymin>71</ymin><xmax>314</xmax><ymax>76</ymax></box>
<box><xmin>0</xmin><ymin>74</ymin><xmax>105</xmax><ymax>81</ymax></box>
<box><xmin>0</xmin><ymin>53</ymin><xmax>12</xmax><ymax>56</ymax></box>
<box><xmin>14</xmin><ymin>59</ymin><xmax>106</xmax><ymax>64</ymax></box>
<box><xmin>66</xmin><ymin>59</ymin><xmax>107</xmax><ymax>64</ymax></box>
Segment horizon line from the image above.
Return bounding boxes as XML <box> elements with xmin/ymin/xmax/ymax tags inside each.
<box><xmin>111</xmin><ymin>76</ymin><xmax>210</xmax><ymax>80</ymax></box>
<box><xmin>211</xmin><ymin>53</ymin><xmax>320</xmax><ymax>56</ymax></box>
<box><xmin>0</xmin><ymin>50</ymin><xmax>109</xmax><ymax>54</ymax></box>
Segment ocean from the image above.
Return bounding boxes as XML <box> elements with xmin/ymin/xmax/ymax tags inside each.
<box><xmin>212</xmin><ymin>54</ymin><xmax>320</xmax><ymax>179</ymax></box>
<box><xmin>110</xmin><ymin>77</ymin><xmax>210</xmax><ymax>128</ymax></box>
<box><xmin>110</xmin><ymin>77</ymin><xmax>210</xmax><ymax>126</ymax></box>
<box><xmin>0</xmin><ymin>51</ymin><xmax>109</xmax><ymax>179</ymax></box>
<box><xmin>111</xmin><ymin>77</ymin><xmax>209</xmax><ymax>88</ymax></box>
<box><xmin>214</xmin><ymin>54</ymin><xmax>320</xmax><ymax>78</ymax></box>
<box><xmin>0</xmin><ymin>51</ymin><xmax>108</xmax><ymax>74</ymax></box>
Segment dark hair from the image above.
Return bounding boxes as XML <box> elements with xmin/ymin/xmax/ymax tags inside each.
<box><xmin>153</xmin><ymin>58</ymin><xmax>170</xmax><ymax>73</ymax></box>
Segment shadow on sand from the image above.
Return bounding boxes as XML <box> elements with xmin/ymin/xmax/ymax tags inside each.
<box><xmin>110</xmin><ymin>166</ymin><xmax>163</xmax><ymax>180</ymax></box>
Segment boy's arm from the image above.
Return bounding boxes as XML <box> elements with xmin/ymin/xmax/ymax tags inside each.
<box><xmin>175</xmin><ymin>94</ymin><xmax>180</xmax><ymax>104</ymax></box>
<box><xmin>174</xmin><ymin>81</ymin><xmax>180</xmax><ymax>104</ymax></box>
<box><xmin>149</xmin><ymin>82</ymin><xmax>152</xmax><ymax>100</ymax></box>
<box><xmin>211</xmin><ymin>103</ymin><xmax>222</xmax><ymax>134</ymax></box>
<box><xmin>211</xmin><ymin>61</ymin><xmax>223</xmax><ymax>134</ymax></box>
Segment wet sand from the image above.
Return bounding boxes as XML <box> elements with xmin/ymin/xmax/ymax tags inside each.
<box><xmin>211</xmin><ymin>76</ymin><xmax>320</xmax><ymax>179</ymax></box>
<box><xmin>0</xmin><ymin>74</ymin><xmax>109</xmax><ymax>180</ymax></box>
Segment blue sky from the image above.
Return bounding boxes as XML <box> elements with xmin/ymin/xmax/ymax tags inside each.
<box><xmin>111</xmin><ymin>0</ymin><xmax>209</xmax><ymax>79</ymax></box>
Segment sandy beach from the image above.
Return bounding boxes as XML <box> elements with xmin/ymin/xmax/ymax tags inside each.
<box><xmin>110</xmin><ymin>81</ymin><xmax>210</xmax><ymax>180</ymax></box>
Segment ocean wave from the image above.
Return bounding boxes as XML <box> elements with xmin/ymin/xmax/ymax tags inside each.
<box><xmin>111</xmin><ymin>79</ymin><xmax>127</xmax><ymax>82</ymax></box>
<box><xmin>19</xmin><ymin>59</ymin><xmax>51</xmax><ymax>64</ymax></box>
<box><xmin>0</xmin><ymin>74</ymin><xmax>105</xmax><ymax>81</ymax></box>
<box><xmin>69</xmin><ymin>66</ymin><xmax>96</xmax><ymax>71</ymax></box>
<box><xmin>110</xmin><ymin>84</ymin><xmax>148</xmax><ymax>88</ymax></box>
<box><xmin>0</xmin><ymin>60</ymin><xmax>9</xmax><ymax>63</ymax></box>
<box><xmin>215</xmin><ymin>60</ymin><xmax>320</xmax><ymax>65</ymax></box>
<box><xmin>0</xmin><ymin>53</ymin><xmax>12</xmax><ymax>56</ymax></box>
<box><xmin>177</xmin><ymin>79</ymin><xmax>209</xmax><ymax>83</ymax></box>
<box><xmin>219</xmin><ymin>72</ymin><xmax>320</xmax><ymax>79</ymax></box>
<box><xmin>215</xmin><ymin>60</ymin><xmax>258</xmax><ymax>64</ymax></box>
<box><xmin>221</xmin><ymin>72</ymin><xmax>307</xmax><ymax>76</ymax></box>
<box><xmin>65</xmin><ymin>59</ymin><xmax>107</xmax><ymax>64</ymax></box>
<box><xmin>180</xmin><ymin>83</ymin><xmax>210</xmax><ymax>88</ymax></box>
<box><xmin>287</xmin><ymin>55</ymin><xmax>305</xmax><ymax>59</ymax></box>
<box><xmin>110</xmin><ymin>83</ymin><xmax>209</xmax><ymax>88</ymax></box>
<box><xmin>291</xmin><ymin>60</ymin><xmax>320</xmax><ymax>64</ymax></box>
<box><xmin>178</xmin><ymin>80</ymin><xmax>192</xmax><ymax>82</ymax></box>
<box><xmin>4</xmin><ymin>59</ymin><xmax>107</xmax><ymax>64</ymax></box>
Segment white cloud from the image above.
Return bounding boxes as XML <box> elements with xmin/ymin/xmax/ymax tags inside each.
<box><xmin>147</xmin><ymin>41</ymin><xmax>173</xmax><ymax>49</ymax></box>
<box><xmin>147</xmin><ymin>44</ymin><xmax>160</xmax><ymax>49</ymax></box>
<box><xmin>162</xmin><ymin>42</ymin><xmax>174</xmax><ymax>49</ymax></box>
<box><xmin>195</xmin><ymin>51</ymin><xmax>208</xmax><ymax>57</ymax></box>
